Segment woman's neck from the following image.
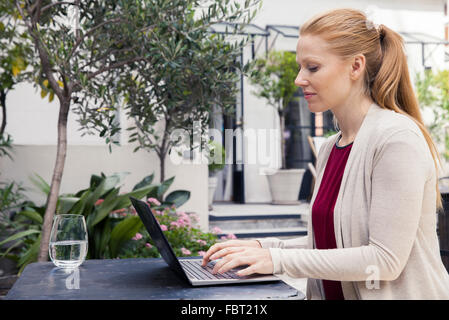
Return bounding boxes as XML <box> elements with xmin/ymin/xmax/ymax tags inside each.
<box><xmin>332</xmin><ymin>95</ymin><xmax>374</xmax><ymax>144</ymax></box>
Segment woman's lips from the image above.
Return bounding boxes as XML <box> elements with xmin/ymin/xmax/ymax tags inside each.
<box><xmin>304</xmin><ymin>93</ymin><xmax>316</xmax><ymax>100</ymax></box>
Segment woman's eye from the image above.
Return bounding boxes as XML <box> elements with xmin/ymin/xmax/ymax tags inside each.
<box><xmin>298</xmin><ymin>65</ymin><xmax>318</xmax><ymax>72</ymax></box>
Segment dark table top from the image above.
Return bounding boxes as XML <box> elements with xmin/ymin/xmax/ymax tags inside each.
<box><xmin>5</xmin><ymin>258</ymin><xmax>305</xmax><ymax>300</ymax></box>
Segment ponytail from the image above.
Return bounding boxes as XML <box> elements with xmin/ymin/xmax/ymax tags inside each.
<box><xmin>371</xmin><ymin>24</ymin><xmax>443</xmax><ymax>211</ymax></box>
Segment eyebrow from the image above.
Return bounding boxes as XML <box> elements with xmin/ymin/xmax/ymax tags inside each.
<box><xmin>296</xmin><ymin>56</ymin><xmax>320</xmax><ymax>65</ymax></box>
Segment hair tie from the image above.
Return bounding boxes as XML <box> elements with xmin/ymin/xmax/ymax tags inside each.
<box><xmin>377</xmin><ymin>24</ymin><xmax>385</xmax><ymax>42</ymax></box>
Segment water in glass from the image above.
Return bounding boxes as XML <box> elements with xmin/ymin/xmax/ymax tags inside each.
<box><xmin>49</xmin><ymin>214</ymin><xmax>88</xmax><ymax>269</ymax></box>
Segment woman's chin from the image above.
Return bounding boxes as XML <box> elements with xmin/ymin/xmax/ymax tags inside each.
<box><xmin>307</xmin><ymin>101</ymin><xmax>329</xmax><ymax>113</ymax></box>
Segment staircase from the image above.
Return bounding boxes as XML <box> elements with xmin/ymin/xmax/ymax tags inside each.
<box><xmin>209</xmin><ymin>202</ymin><xmax>309</xmax><ymax>240</ymax></box>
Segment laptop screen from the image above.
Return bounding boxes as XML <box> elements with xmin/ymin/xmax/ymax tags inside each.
<box><xmin>129</xmin><ymin>197</ymin><xmax>188</xmax><ymax>281</ymax></box>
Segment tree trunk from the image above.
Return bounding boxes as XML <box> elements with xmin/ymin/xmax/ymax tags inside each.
<box><xmin>38</xmin><ymin>98</ymin><xmax>70</xmax><ymax>262</ymax></box>
<box><xmin>0</xmin><ymin>89</ymin><xmax>6</xmax><ymax>137</ymax></box>
<box><xmin>158</xmin><ymin>123</ymin><xmax>168</xmax><ymax>183</ymax></box>
<box><xmin>159</xmin><ymin>152</ymin><xmax>165</xmax><ymax>183</ymax></box>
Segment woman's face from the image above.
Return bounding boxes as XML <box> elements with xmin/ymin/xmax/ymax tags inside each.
<box><xmin>295</xmin><ymin>35</ymin><xmax>354</xmax><ymax>113</ymax></box>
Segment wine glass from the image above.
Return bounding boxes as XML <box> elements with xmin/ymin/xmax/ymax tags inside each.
<box><xmin>49</xmin><ymin>214</ymin><xmax>88</xmax><ymax>269</ymax></box>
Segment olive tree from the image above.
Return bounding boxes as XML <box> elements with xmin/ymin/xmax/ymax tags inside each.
<box><xmin>115</xmin><ymin>0</ymin><xmax>260</xmax><ymax>182</ymax></box>
<box><xmin>14</xmin><ymin>0</ymin><xmax>171</xmax><ymax>261</ymax></box>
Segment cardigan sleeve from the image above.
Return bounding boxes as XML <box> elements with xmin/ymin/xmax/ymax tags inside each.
<box><xmin>268</xmin><ymin>129</ymin><xmax>433</xmax><ymax>281</ymax></box>
<box><xmin>257</xmin><ymin>236</ymin><xmax>308</xmax><ymax>249</ymax></box>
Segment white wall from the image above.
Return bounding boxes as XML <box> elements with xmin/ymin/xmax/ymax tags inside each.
<box><xmin>0</xmin><ymin>144</ymin><xmax>209</xmax><ymax>230</ymax></box>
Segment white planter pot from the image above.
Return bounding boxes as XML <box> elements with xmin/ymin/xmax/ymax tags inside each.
<box><xmin>208</xmin><ymin>176</ymin><xmax>218</xmax><ymax>210</ymax></box>
<box><xmin>266</xmin><ymin>169</ymin><xmax>306</xmax><ymax>205</ymax></box>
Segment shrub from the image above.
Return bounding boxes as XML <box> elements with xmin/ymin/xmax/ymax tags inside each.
<box><xmin>118</xmin><ymin>200</ymin><xmax>235</xmax><ymax>259</ymax></box>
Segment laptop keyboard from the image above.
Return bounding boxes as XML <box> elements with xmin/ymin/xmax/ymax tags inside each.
<box><xmin>180</xmin><ymin>259</ymin><xmax>242</xmax><ymax>280</ymax></box>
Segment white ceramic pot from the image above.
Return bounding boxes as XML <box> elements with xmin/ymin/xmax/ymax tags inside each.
<box><xmin>208</xmin><ymin>176</ymin><xmax>218</xmax><ymax>210</ymax></box>
<box><xmin>266</xmin><ymin>168</ymin><xmax>306</xmax><ymax>205</ymax></box>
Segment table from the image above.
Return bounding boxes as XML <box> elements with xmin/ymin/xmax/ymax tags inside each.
<box><xmin>5</xmin><ymin>258</ymin><xmax>305</xmax><ymax>300</ymax></box>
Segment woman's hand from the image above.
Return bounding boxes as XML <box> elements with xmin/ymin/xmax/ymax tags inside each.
<box><xmin>201</xmin><ymin>240</ymin><xmax>274</xmax><ymax>276</ymax></box>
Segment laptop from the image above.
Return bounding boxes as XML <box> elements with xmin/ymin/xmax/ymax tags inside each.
<box><xmin>129</xmin><ymin>197</ymin><xmax>279</xmax><ymax>286</ymax></box>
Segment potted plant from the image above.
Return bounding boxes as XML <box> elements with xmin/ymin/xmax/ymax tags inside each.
<box><xmin>249</xmin><ymin>50</ymin><xmax>305</xmax><ymax>204</ymax></box>
<box><xmin>206</xmin><ymin>140</ymin><xmax>226</xmax><ymax>210</ymax></box>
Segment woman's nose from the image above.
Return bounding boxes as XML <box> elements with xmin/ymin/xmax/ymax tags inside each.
<box><xmin>294</xmin><ymin>72</ymin><xmax>307</xmax><ymax>87</ymax></box>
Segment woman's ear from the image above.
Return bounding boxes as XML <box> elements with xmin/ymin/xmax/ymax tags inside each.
<box><xmin>350</xmin><ymin>54</ymin><xmax>366</xmax><ymax>81</ymax></box>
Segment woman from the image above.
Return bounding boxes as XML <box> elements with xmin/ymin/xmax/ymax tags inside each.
<box><xmin>202</xmin><ymin>8</ymin><xmax>449</xmax><ymax>300</ymax></box>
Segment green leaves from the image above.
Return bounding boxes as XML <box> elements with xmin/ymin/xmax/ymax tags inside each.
<box><xmin>109</xmin><ymin>216</ymin><xmax>143</xmax><ymax>257</ymax></box>
<box><xmin>118</xmin><ymin>0</ymin><xmax>261</xmax><ymax>179</ymax></box>
<box><xmin>415</xmin><ymin>69</ymin><xmax>449</xmax><ymax>160</ymax></box>
<box><xmin>249</xmin><ymin>50</ymin><xmax>299</xmax><ymax>112</ymax></box>
<box><xmin>133</xmin><ymin>174</ymin><xmax>155</xmax><ymax>190</ymax></box>
<box><xmin>0</xmin><ymin>229</ymin><xmax>41</xmax><ymax>247</ymax></box>
<box><xmin>156</xmin><ymin>176</ymin><xmax>174</xmax><ymax>199</ymax></box>
<box><xmin>164</xmin><ymin>190</ymin><xmax>191</xmax><ymax>208</ymax></box>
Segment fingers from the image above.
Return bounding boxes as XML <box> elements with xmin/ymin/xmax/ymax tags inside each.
<box><xmin>212</xmin><ymin>253</ymin><xmax>247</xmax><ymax>274</ymax></box>
<box><xmin>236</xmin><ymin>264</ymin><xmax>258</xmax><ymax>277</ymax></box>
<box><xmin>201</xmin><ymin>240</ymin><xmax>243</xmax><ymax>266</ymax></box>
<box><xmin>211</xmin><ymin>248</ymin><xmax>274</xmax><ymax>276</ymax></box>
<box><xmin>210</xmin><ymin>246</ymin><xmax>245</xmax><ymax>261</ymax></box>
<box><xmin>201</xmin><ymin>242</ymin><xmax>223</xmax><ymax>266</ymax></box>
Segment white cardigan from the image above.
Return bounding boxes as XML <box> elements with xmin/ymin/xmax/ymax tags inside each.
<box><xmin>259</xmin><ymin>103</ymin><xmax>449</xmax><ymax>299</ymax></box>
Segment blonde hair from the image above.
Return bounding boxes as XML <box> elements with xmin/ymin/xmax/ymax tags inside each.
<box><xmin>300</xmin><ymin>8</ymin><xmax>443</xmax><ymax>210</ymax></box>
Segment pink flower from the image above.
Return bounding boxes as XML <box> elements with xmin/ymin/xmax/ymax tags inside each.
<box><xmin>160</xmin><ymin>224</ymin><xmax>168</xmax><ymax>231</ymax></box>
<box><xmin>198</xmin><ymin>251</ymin><xmax>207</xmax><ymax>257</ymax></box>
<box><xmin>196</xmin><ymin>239</ymin><xmax>207</xmax><ymax>246</ymax></box>
<box><xmin>211</xmin><ymin>226</ymin><xmax>222</xmax><ymax>234</ymax></box>
<box><xmin>170</xmin><ymin>221</ymin><xmax>180</xmax><ymax>229</ymax></box>
<box><xmin>181</xmin><ymin>247</ymin><xmax>191</xmax><ymax>255</ymax></box>
<box><xmin>147</xmin><ymin>198</ymin><xmax>161</xmax><ymax>206</ymax></box>
<box><xmin>95</xmin><ymin>199</ymin><xmax>104</xmax><ymax>206</ymax></box>
<box><xmin>155</xmin><ymin>210</ymin><xmax>163</xmax><ymax>215</ymax></box>
<box><xmin>132</xmin><ymin>233</ymin><xmax>143</xmax><ymax>241</ymax></box>
<box><xmin>176</xmin><ymin>212</ymin><xmax>191</xmax><ymax>227</ymax></box>
<box><xmin>145</xmin><ymin>243</ymin><xmax>153</xmax><ymax>248</ymax></box>
<box><xmin>220</xmin><ymin>233</ymin><xmax>237</xmax><ymax>240</ymax></box>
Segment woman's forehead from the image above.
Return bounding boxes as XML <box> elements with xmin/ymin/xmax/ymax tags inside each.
<box><xmin>296</xmin><ymin>35</ymin><xmax>331</xmax><ymax>63</ymax></box>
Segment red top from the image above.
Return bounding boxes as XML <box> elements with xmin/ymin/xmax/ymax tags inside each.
<box><xmin>311</xmin><ymin>135</ymin><xmax>353</xmax><ymax>300</ymax></box>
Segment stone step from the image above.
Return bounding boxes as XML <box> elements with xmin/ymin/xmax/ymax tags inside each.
<box><xmin>216</xmin><ymin>227</ymin><xmax>307</xmax><ymax>239</ymax></box>
<box><xmin>209</xmin><ymin>213</ymin><xmax>307</xmax><ymax>230</ymax></box>
<box><xmin>210</xmin><ymin>202</ymin><xmax>310</xmax><ymax>217</ymax></box>
<box><xmin>208</xmin><ymin>202</ymin><xmax>310</xmax><ymax>240</ymax></box>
